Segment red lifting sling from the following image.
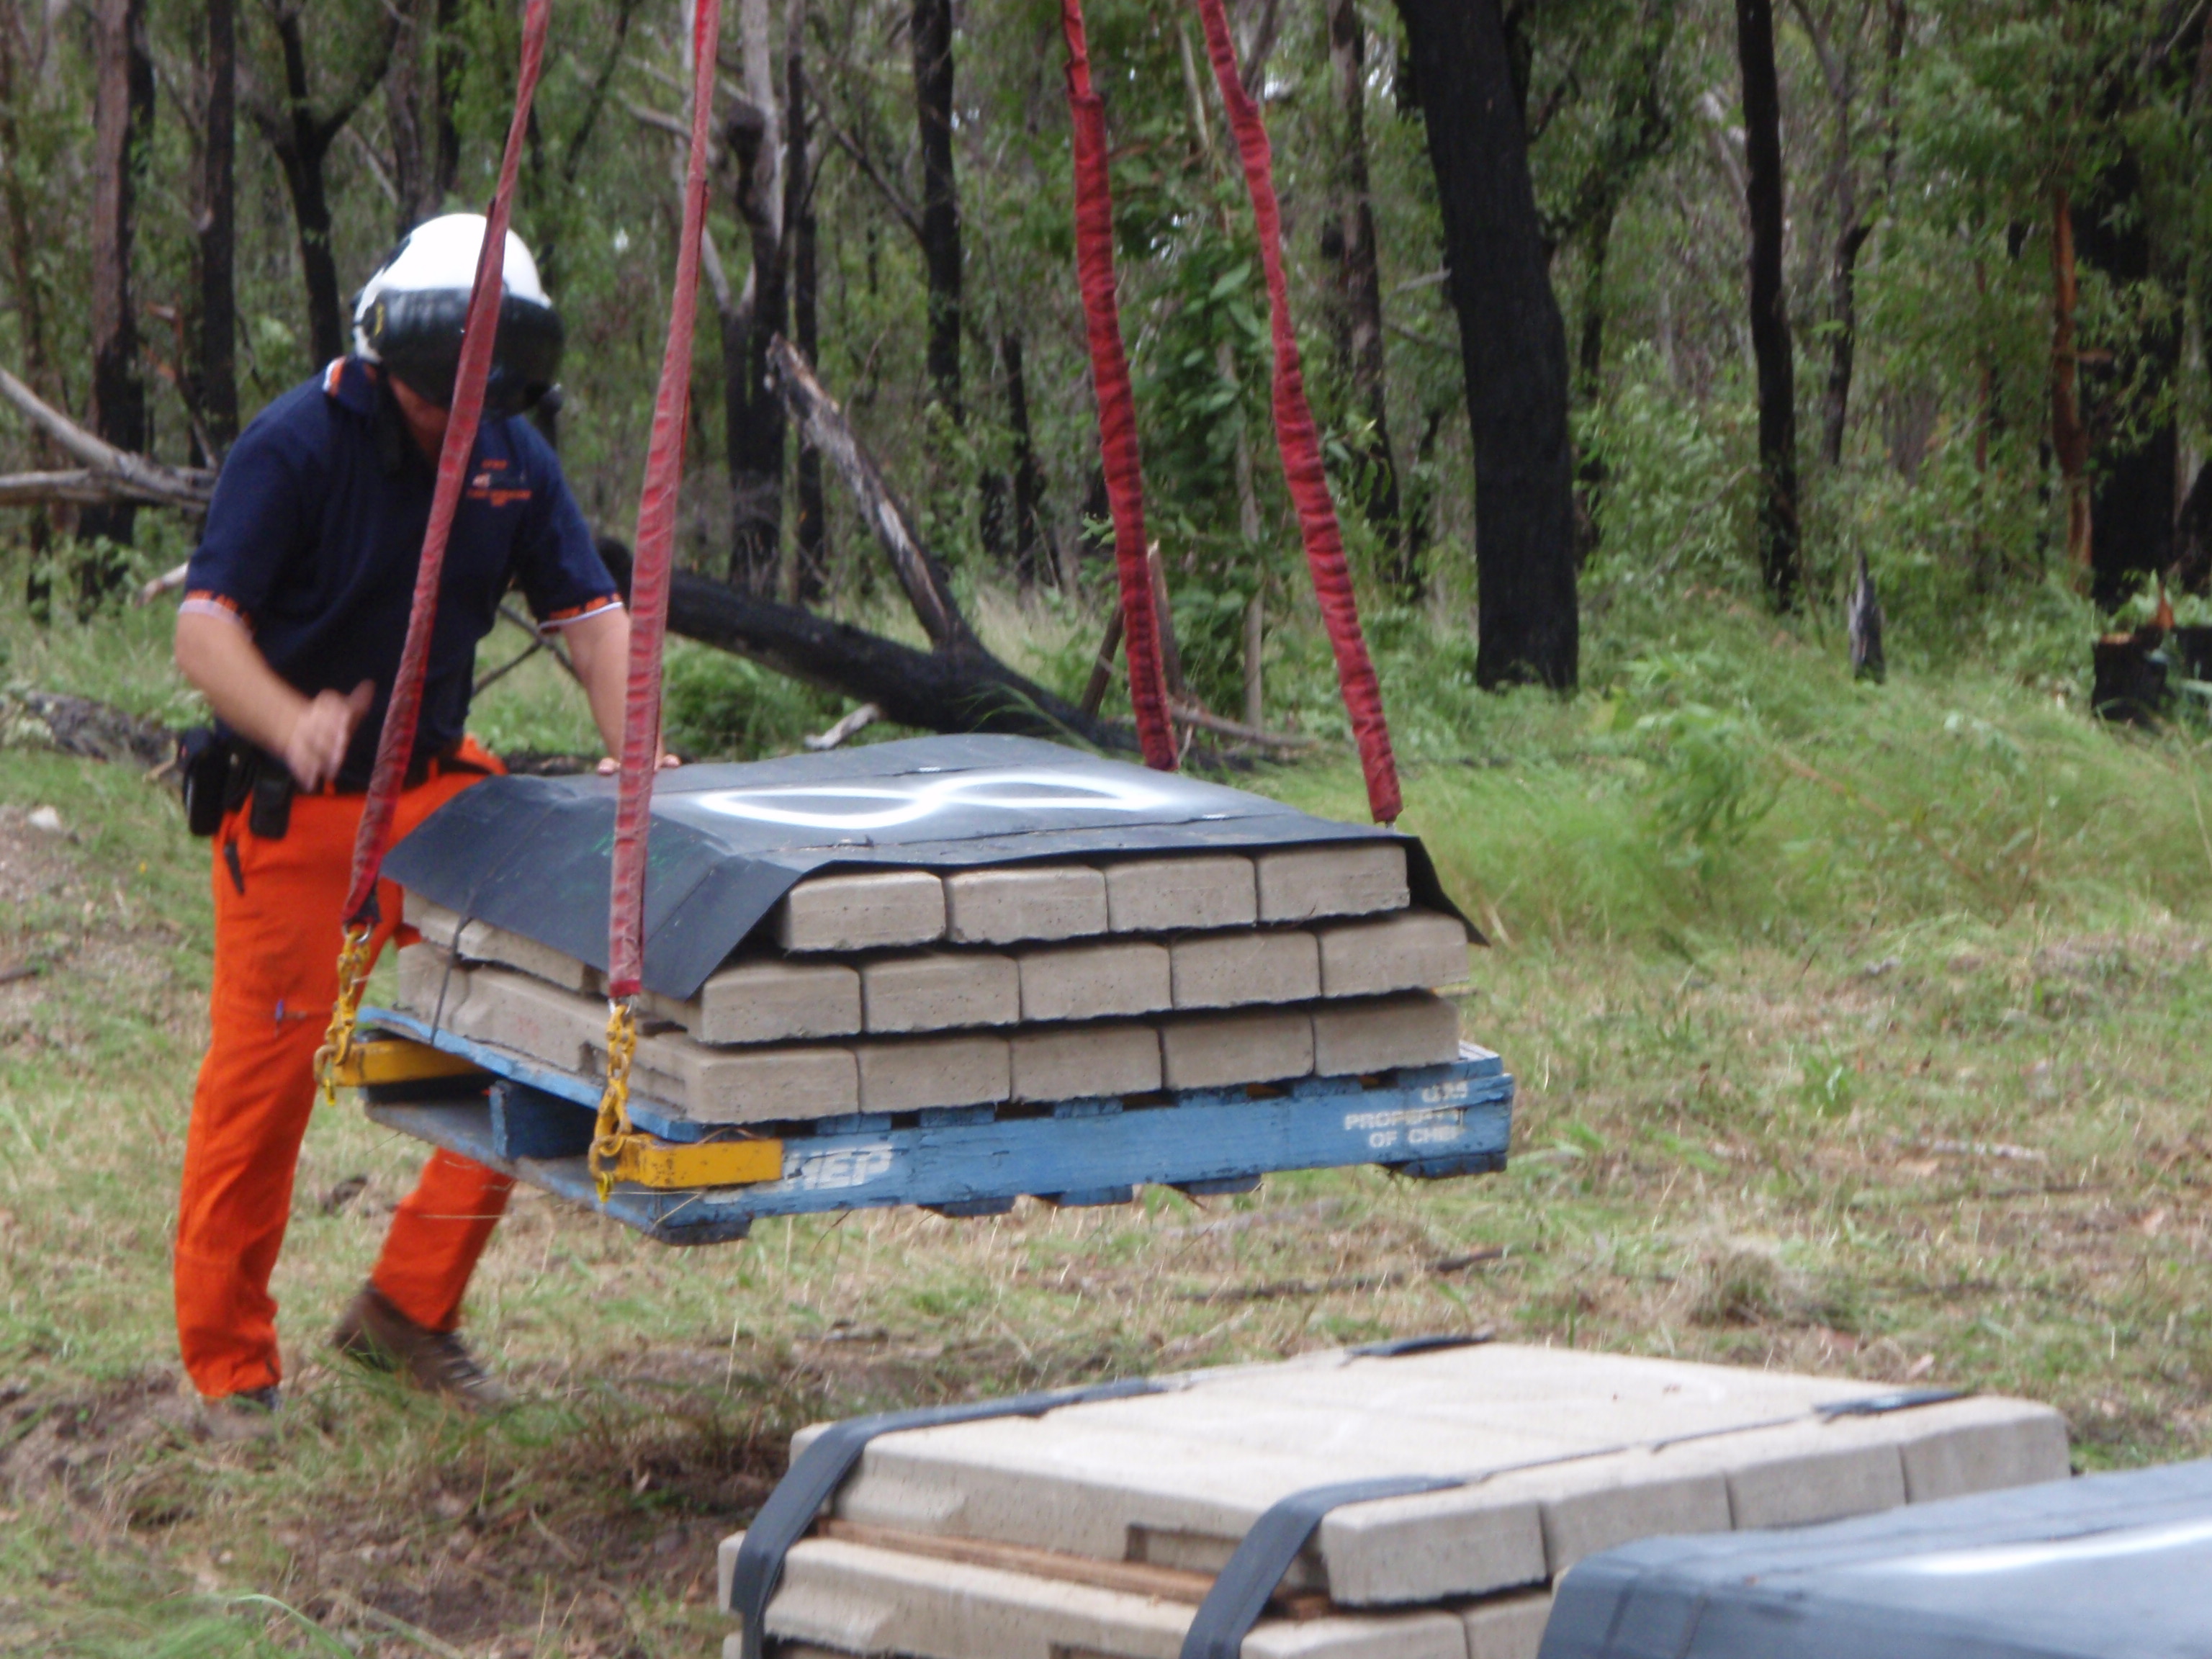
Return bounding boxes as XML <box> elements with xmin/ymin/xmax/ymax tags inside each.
<box><xmin>592</xmin><ymin>0</ymin><xmax>724</xmax><ymax>1197</ymax></box>
<box><xmin>1058</xmin><ymin>0</ymin><xmax>1401</xmax><ymax>821</ymax></box>
<box><xmin>318</xmin><ymin>0</ymin><xmax>552</xmax><ymax>1097</ymax></box>
<box><xmin>1058</xmin><ymin>0</ymin><xmax>1179</xmax><ymax>773</ymax></box>
<box><xmin>1190</xmin><ymin>0</ymin><xmax>1400</xmax><ymax>823</ymax></box>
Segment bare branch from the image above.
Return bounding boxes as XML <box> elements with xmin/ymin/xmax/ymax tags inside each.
<box><xmin>0</xmin><ymin>365</ymin><xmax>212</xmax><ymax>509</ymax></box>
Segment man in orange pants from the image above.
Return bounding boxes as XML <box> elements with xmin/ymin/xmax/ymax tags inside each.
<box><xmin>173</xmin><ymin>215</ymin><xmax>644</xmax><ymax>1423</ymax></box>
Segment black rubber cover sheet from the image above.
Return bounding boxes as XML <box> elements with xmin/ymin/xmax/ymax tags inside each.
<box><xmin>1539</xmin><ymin>1457</ymin><xmax>2212</xmax><ymax>1659</ymax></box>
<box><xmin>384</xmin><ymin>734</ymin><xmax>1465</xmax><ymax>998</ymax></box>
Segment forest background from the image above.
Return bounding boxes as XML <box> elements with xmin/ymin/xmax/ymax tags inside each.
<box><xmin>7</xmin><ymin>0</ymin><xmax>2212</xmax><ymax>729</ymax></box>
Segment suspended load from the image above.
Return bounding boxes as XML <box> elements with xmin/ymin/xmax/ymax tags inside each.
<box><xmin>356</xmin><ymin>737</ymin><xmax>1512</xmax><ymax>1242</ymax></box>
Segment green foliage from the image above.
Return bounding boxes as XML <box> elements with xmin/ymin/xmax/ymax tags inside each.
<box><xmin>658</xmin><ymin>642</ymin><xmax>846</xmax><ymax>760</ymax></box>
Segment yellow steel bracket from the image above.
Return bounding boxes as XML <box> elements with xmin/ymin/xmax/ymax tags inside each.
<box><xmin>607</xmin><ymin>1133</ymin><xmax>783</xmax><ymax>1190</ymax></box>
<box><xmin>313</xmin><ymin>922</ymin><xmax>377</xmax><ymax>1108</ymax></box>
<box><xmin>326</xmin><ymin>1038</ymin><xmax>488</xmax><ymax>1091</ymax></box>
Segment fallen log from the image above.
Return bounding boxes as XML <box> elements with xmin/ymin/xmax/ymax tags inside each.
<box><xmin>663</xmin><ymin>566</ymin><xmax>1142</xmax><ymax>753</ymax></box>
<box><xmin>0</xmin><ymin>367</ymin><xmax>213</xmax><ymax>513</ymax></box>
<box><xmin>590</xmin><ymin>535</ymin><xmax>1138</xmax><ymax>752</ymax></box>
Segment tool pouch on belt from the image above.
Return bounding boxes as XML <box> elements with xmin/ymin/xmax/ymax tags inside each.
<box><xmin>178</xmin><ymin>729</ymin><xmax>292</xmax><ymax>840</ymax></box>
<box><xmin>179</xmin><ymin>728</ymin><xmax>240</xmax><ymax>837</ymax></box>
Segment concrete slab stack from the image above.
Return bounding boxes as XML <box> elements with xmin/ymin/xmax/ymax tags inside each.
<box><xmin>714</xmin><ymin>1343</ymin><xmax>2069</xmax><ymax>1659</ymax></box>
<box><xmin>392</xmin><ymin>839</ymin><xmax>1476</xmax><ymax>1130</ymax></box>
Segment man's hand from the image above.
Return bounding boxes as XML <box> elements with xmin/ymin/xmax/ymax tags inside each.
<box><xmin>595</xmin><ymin>751</ymin><xmax>683</xmax><ymax>775</ymax></box>
<box><xmin>177</xmin><ymin>610</ymin><xmax>379</xmax><ymax>791</ymax></box>
<box><xmin>283</xmin><ymin>682</ymin><xmax>375</xmax><ymax>792</ymax></box>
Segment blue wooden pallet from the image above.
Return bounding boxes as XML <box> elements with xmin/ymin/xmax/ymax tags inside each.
<box><xmin>356</xmin><ymin>1004</ymin><xmax>1514</xmax><ymax>1246</ymax></box>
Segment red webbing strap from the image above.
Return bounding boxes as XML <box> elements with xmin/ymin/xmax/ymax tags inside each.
<box><xmin>1190</xmin><ymin>0</ymin><xmax>1401</xmax><ymax>822</ymax></box>
<box><xmin>605</xmin><ymin>0</ymin><xmax>722</xmax><ymax>998</ymax></box>
<box><xmin>1060</xmin><ymin>0</ymin><xmax>1177</xmax><ymax>772</ymax></box>
<box><xmin>341</xmin><ymin>0</ymin><xmax>553</xmax><ymax>923</ymax></box>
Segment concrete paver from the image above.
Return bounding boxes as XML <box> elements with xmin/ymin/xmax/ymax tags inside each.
<box><xmin>647</xmin><ymin>958</ymin><xmax>863</xmax><ymax>1044</ymax></box>
<box><xmin>1104</xmin><ymin>855</ymin><xmax>1259</xmax><ymax>933</ymax></box>
<box><xmin>1460</xmin><ymin>1596</ymin><xmax>1552</xmax><ymax>1659</ymax></box>
<box><xmin>627</xmin><ymin>1031</ymin><xmax>860</xmax><ymax>1123</ymax></box>
<box><xmin>394</xmin><ymin>943</ymin><xmax>470</xmax><ymax>1020</ymax></box>
<box><xmin>945</xmin><ymin>866</ymin><xmax>1110</xmax><ymax>944</ymax></box>
<box><xmin>855</xmin><ymin>1033</ymin><xmax>1012</xmax><ymax>1110</ymax></box>
<box><xmin>1316</xmin><ymin>912</ymin><xmax>1470</xmax><ymax>998</ymax></box>
<box><xmin>1018</xmin><ymin>941</ymin><xmax>1172</xmax><ymax>1022</ymax></box>
<box><xmin>1310</xmin><ymin>994</ymin><xmax>1460</xmax><ymax>1076</ymax></box>
<box><xmin>1255</xmin><ymin>845</ymin><xmax>1408</xmax><ymax>922</ymax></box>
<box><xmin>863</xmin><ymin>951</ymin><xmax>1021</xmax><ymax>1032</ymax></box>
<box><xmin>780</xmin><ymin>871</ymin><xmax>948</xmax><ymax>951</ymax></box>
<box><xmin>1159</xmin><ymin>1009</ymin><xmax>1315</xmax><ymax>1090</ymax></box>
<box><xmin>1010</xmin><ymin>1024</ymin><xmax>1162</xmax><ymax>1102</ymax></box>
<box><xmin>446</xmin><ymin>966</ymin><xmax>605</xmax><ymax>1071</ymax></box>
<box><xmin>1171</xmin><ymin>932</ymin><xmax>1321</xmax><ymax>1010</ymax></box>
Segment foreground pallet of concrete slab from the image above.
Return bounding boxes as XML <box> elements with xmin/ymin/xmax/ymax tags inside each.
<box><xmin>715</xmin><ymin>1343</ymin><xmax>2068</xmax><ymax>1659</ymax></box>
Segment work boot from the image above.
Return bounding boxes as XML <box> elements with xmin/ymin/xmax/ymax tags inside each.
<box><xmin>197</xmin><ymin>1384</ymin><xmax>281</xmax><ymax>1443</ymax></box>
<box><xmin>331</xmin><ymin>1285</ymin><xmax>513</xmax><ymax>1411</ymax></box>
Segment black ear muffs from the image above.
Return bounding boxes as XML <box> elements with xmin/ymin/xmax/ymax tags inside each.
<box><xmin>362</xmin><ymin>288</ymin><xmax>565</xmax><ymax>418</ymax></box>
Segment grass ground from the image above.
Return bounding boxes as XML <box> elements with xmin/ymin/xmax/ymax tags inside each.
<box><xmin>0</xmin><ymin>570</ymin><xmax>2206</xmax><ymax>1655</ymax></box>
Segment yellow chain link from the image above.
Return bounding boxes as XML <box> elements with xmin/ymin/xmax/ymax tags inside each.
<box><xmin>313</xmin><ymin>922</ymin><xmax>377</xmax><ymax>1107</ymax></box>
<box><xmin>590</xmin><ymin>998</ymin><xmax>641</xmax><ymax>1202</ymax></box>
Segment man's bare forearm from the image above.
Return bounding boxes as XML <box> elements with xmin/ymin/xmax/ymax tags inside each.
<box><xmin>560</xmin><ymin>607</ymin><xmax>632</xmax><ymax>757</ymax></box>
<box><xmin>175</xmin><ymin>611</ymin><xmax>312</xmax><ymax>757</ymax></box>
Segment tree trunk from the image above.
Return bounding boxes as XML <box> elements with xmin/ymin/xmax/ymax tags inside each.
<box><xmin>0</xmin><ymin>0</ymin><xmax>64</xmax><ymax>580</ymax></box>
<box><xmin>768</xmin><ymin>335</ymin><xmax>980</xmax><ymax>654</ymax></box>
<box><xmin>1820</xmin><ymin>215</ymin><xmax>1869</xmax><ymax>468</ymax></box>
<box><xmin>787</xmin><ymin>0</ymin><xmax>827</xmax><ymax>601</ymax></box>
<box><xmin>912</xmin><ymin>0</ymin><xmax>961</xmax><ymax>418</ymax></box>
<box><xmin>1003</xmin><ymin>330</ymin><xmax>1046</xmax><ymax>586</ymax></box>
<box><xmin>727</xmin><ymin>95</ymin><xmax>787</xmax><ymax>593</ymax></box>
<box><xmin>1735</xmin><ymin>0</ymin><xmax>1800</xmax><ymax>608</ymax></box>
<box><xmin>1327</xmin><ymin>0</ymin><xmax>1404</xmax><ymax>587</ymax></box>
<box><xmin>1573</xmin><ymin>199</ymin><xmax>1614</xmax><ymax>559</ymax></box>
<box><xmin>83</xmin><ymin>0</ymin><xmax>153</xmax><ymax>564</ymax></box>
<box><xmin>1390</xmin><ymin>0</ymin><xmax>1577</xmax><ymax>690</ymax></box>
<box><xmin>199</xmin><ymin>0</ymin><xmax>238</xmax><ymax>455</ymax></box>
<box><xmin>253</xmin><ymin>4</ymin><xmax>397</xmax><ymax>370</ymax></box>
<box><xmin>2050</xmin><ymin>186</ymin><xmax>2091</xmax><ymax>575</ymax></box>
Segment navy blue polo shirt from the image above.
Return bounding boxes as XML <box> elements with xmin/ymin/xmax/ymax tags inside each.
<box><xmin>183</xmin><ymin>357</ymin><xmax>618</xmax><ymax>790</ymax></box>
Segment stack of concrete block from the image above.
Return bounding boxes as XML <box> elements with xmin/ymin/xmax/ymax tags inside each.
<box><xmin>714</xmin><ymin>1342</ymin><xmax>2070</xmax><ymax>1659</ymax></box>
<box><xmin>392</xmin><ymin>841</ymin><xmax>1479</xmax><ymax>1129</ymax></box>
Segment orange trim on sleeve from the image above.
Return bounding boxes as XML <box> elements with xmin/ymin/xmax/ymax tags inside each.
<box><xmin>180</xmin><ymin>590</ymin><xmax>253</xmax><ymax>632</ymax></box>
<box><xmin>536</xmin><ymin>594</ymin><xmax>624</xmax><ymax>632</ymax></box>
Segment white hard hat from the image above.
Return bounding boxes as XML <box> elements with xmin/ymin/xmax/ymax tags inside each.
<box><xmin>351</xmin><ymin>213</ymin><xmax>562</xmax><ymax>413</ymax></box>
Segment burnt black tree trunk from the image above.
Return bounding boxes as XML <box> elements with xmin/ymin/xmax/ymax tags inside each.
<box><xmin>1736</xmin><ymin>0</ymin><xmax>1801</xmax><ymax>607</ymax></box>
<box><xmin>1003</xmin><ymin>331</ymin><xmax>1046</xmax><ymax>585</ymax></box>
<box><xmin>912</xmin><ymin>0</ymin><xmax>961</xmax><ymax>418</ymax></box>
<box><xmin>1391</xmin><ymin>0</ymin><xmax>1577</xmax><ymax>689</ymax></box>
<box><xmin>788</xmin><ymin>12</ymin><xmax>827</xmax><ymax>601</ymax></box>
<box><xmin>1573</xmin><ymin>200</ymin><xmax>1614</xmax><ymax>559</ymax></box>
<box><xmin>252</xmin><ymin>3</ymin><xmax>400</xmax><ymax>368</ymax></box>
<box><xmin>728</xmin><ymin>99</ymin><xmax>788</xmax><ymax>593</ymax></box>
<box><xmin>2077</xmin><ymin>149</ymin><xmax>2180</xmax><ymax>607</ymax></box>
<box><xmin>1327</xmin><ymin>0</ymin><xmax>1404</xmax><ymax>588</ymax></box>
<box><xmin>199</xmin><ymin>0</ymin><xmax>238</xmax><ymax>455</ymax></box>
<box><xmin>83</xmin><ymin>0</ymin><xmax>153</xmax><ymax>567</ymax></box>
